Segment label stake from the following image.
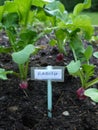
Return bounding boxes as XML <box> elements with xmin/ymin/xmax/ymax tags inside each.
<box><xmin>31</xmin><ymin>66</ymin><xmax>64</xmax><ymax>118</ymax></box>
<box><xmin>47</xmin><ymin>66</ymin><xmax>52</xmax><ymax>118</ymax></box>
<box><xmin>47</xmin><ymin>79</ymin><xmax>52</xmax><ymax>118</ymax></box>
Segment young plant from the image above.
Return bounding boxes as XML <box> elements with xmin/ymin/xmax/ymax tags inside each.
<box><xmin>0</xmin><ymin>0</ymin><xmax>53</xmax><ymax>89</ymax></box>
<box><xmin>67</xmin><ymin>45</ymin><xmax>98</xmax><ymax>100</ymax></box>
<box><xmin>44</xmin><ymin>0</ymin><xmax>93</xmax><ymax>61</ymax></box>
<box><xmin>84</xmin><ymin>51</ymin><xmax>98</xmax><ymax>102</ymax></box>
<box><xmin>42</xmin><ymin>0</ymin><xmax>96</xmax><ymax>100</ymax></box>
<box><xmin>67</xmin><ymin>60</ymin><xmax>98</xmax><ymax>100</ymax></box>
<box><xmin>12</xmin><ymin>44</ymin><xmax>37</xmax><ymax>89</ymax></box>
<box><xmin>0</xmin><ymin>0</ymin><xmax>47</xmax><ymax>53</ymax></box>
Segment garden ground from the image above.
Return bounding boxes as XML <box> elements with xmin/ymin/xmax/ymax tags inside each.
<box><xmin>0</xmin><ymin>30</ymin><xmax>98</xmax><ymax>130</ymax></box>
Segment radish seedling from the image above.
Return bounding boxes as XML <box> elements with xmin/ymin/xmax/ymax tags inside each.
<box><xmin>12</xmin><ymin>44</ymin><xmax>37</xmax><ymax>89</ymax></box>
<box><xmin>67</xmin><ymin>60</ymin><xmax>98</xmax><ymax>100</ymax></box>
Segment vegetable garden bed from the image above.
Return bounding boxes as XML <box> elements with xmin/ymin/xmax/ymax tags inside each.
<box><xmin>0</xmin><ymin>0</ymin><xmax>98</xmax><ymax>129</ymax></box>
<box><xmin>0</xmin><ymin>31</ymin><xmax>98</xmax><ymax>130</ymax></box>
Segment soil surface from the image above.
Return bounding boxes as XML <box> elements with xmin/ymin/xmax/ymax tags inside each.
<box><xmin>0</xmin><ymin>31</ymin><xmax>98</xmax><ymax>130</ymax></box>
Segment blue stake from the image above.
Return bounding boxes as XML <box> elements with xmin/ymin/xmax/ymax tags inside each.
<box><xmin>47</xmin><ymin>66</ymin><xmax>52</xmax><ymax>118</ymax></box>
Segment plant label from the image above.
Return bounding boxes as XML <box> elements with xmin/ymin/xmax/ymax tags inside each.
<box><xmin>31</xmin><ymin>66</ymin><xmax>64</xmax><ymax>118</ymax></box>
<box><xmin>31</xmin><ymin>66</ymin><xmax>64</xmax><ymax>81</ymax></box>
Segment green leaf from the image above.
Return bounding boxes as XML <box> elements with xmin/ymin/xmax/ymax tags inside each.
<box><xmin>70</xmin><ymin>35</ymin><xmax>85</xmax><ymax>61</ymax></box>
<box><xmin>73</xmin><ymin>0</ymin><xmax>91</xmax><ymax>16</ymax></box>
<box><xmin>32</xmin><ymin>0</ymin><xmax>48</xmax><ymax>7</ymax></box>
<box><xmin>0</xmin><ymin>46</ymin><xmax>12</xmax><ymax>53</ymax></box>
<box><xmin>67</xmin><ymin>60</ymin><xmax>81</xmax><ymax>74</ymax></box>
<box><xmin>0</xmin><ymin>68</ymin><xmax>13</xmax><ymax>80</ymax></box>
<box><xmin>14</xmin><ymin>0</ymin><xmax>32</xmax><ymax>26</ymax></box>
<box><xmin>6</xmin><ymin>29</ymin><xmax>16</xmax><ymax>51</ymax></box>
<box><xmin>84</xmin><ymin>45</ymin><xmax>93</xmax><ymax>61</ymax></box>
<box><xmin>44</xmin><ymin>1</ymin><xmax>68</xmax><ymax>21</ymax></box>
<box><xmin>85</xmin><ymin>78</ymin><xmax>98</xmax><ymax>88</ymax></box>
<box><xmin>72</xmin><ymin>15</ymin><xmax>94</xmax><ymax>39</ymax></box>
<box><xmin>35</xmin><ymin>9</ymin><xmax>46</xmax><ymax>22</ymax></box>
<box><xmin>20</xmin><ymin>29</ymin><xmax>37</xmax><ymax>44</ymax></box>
<box><xmin>84</xmin><ymin>0</ymin><xmax>91</xmax><ymax>8</ymax></box>
<box><xmin>3</xmin><ymin>1</ymin><xmax>18</xmax><ymax>14</ymax></box>
<box><xmin>82</xmin><ymin>64</ymin><xmax>95</xmax><ymax>75</ymax></box>
<box><xmin>70</xmin><ymin>35</ymin><xmax>85</xmax><ymax>53</ymax></box>
<box><xmin>2</xmin><ymin>12</ymin><xmax>19</xmax><ymax>28</ymax></box>
<box><xmin>55</xmin><ymin>29</ymin><xmax>66</xmax><ymax>42</ymax></box>
<box><xmin>84</xmin><ymin>88</ymin><xmax>98</xmax><ymax>102</ymax></box>
<box><xmin>82</xmin><ymin>64</ymin><xmax>95</xmax><ymax>85</ymax></box>
<box><xmin>45</xmin><ymin>1</ymin><xmax>65</xmax><ymax>13</ymax></box>
<box><xmin>49</xmin><ymin>39</ymin><xmax>57</xmax><ymax>46</ymax></box>
<box><xmin>91</xmin><ymin>36</ymin><xmax>98</xmax><ymax>44</ymax></box>
<box><xmin>0</xmin><ymin>5</ymin><xmax>4</xmax><ymax>21</ymax></box>
<box><xmin>93</xmin><ymin>52</ymin><xmax>98</xmax><ymax>58</ymax></box>
<box><xmin>12</xmin><ymin>44</ymin><xmax>35</xmax><ymax>64</ymax></box>
<box><xmin>54</xmin><ymin>29</ymin><xmax>67</xmax><ymax>53</ymax></box>
<box><xmin>43</xmin><ymin>0</ymin><xmax>55</xmax><ymax>2</ymax></box>
<box><xmin>27</xmin><ymin>10</ymin><xmax>36</xmax><ymax>24</ymax></box>
<box><xmin>0</xmin><ymin>68</ymin><xmax>7</xmax><ymax>80</ymax></box>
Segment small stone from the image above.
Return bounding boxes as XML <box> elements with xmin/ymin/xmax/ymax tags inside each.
<box><xmin>62</xmin><ymin>111</ymin><xmax>70</xmax><ymax>116</ymax></box>
<box><xmin>48</xmin><ymin>55</ymin><xmax>52</xmax><ymax>58</ymax></box>
<box><xmin>0</xmin><ymin>96</ymin><xmax>6</xmax><ymax>101</ymax></box>
<box><xmin>34</xmin><ymin>106</ymin><xmax>38</xmax><ymax>109</ymax></box>
<box><xmin>0</xmin><ymin>128</ymin><xmax>4</xmax><ymax>130</ymax></box>
<box><xmin>91</xmin><ymin>101</ymin><xmax>96</xmax><ymax>106</ymax></box>
<box><xmin>8</xmin><ymin>106</ymin><xmax>18</xmax><ymax>112</ymax></box>
<box><xmin>95</xmin><ymin>112</ymin><xmax>98</xmax><ymax>114</ymax></box>
<box><xmin>3</xmin><ymin>35</ymin><xmax>9</xmax><ymax>40</ymax></box>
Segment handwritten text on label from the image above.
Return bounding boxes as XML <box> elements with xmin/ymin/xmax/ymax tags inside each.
<box><xmin>34</xmin><ymin>69</ymin><xmax>62</xmax><ymax>80</ymax></box>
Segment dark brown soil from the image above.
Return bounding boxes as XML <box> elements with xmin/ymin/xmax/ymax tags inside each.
<box><xmin>0</xmin><ymin>32</ymin><xmax>98</xmax><ymax>130</ymax></box>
